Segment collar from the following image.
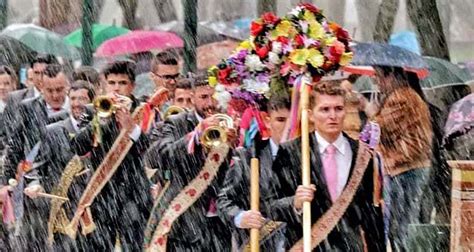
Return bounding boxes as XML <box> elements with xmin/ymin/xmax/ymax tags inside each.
<box><xmin>269</xmin><ymin>138</ymin><xmax>279</xmax><ymax>157</ymax></box>
<box><xmin>46</xmin><ymin>96</ymin><xmax>70</xmax><ymax>112</ymax></box>
<box><xmin>315</xmin><ymin>131</ymin><xmax>347</xmax><ymax>156</ymax></box>
<box><xmin>194</xmin><ymin>111</ymin><xmax>204</xmax><ymax>123</ymax></box>
<box><xmin>33</xmin><ymin>87</ymin><xmax>41</xmax><ymax>98</ymax></box>
<box><xmin>69</xmin><ymin>114</ymin><xmax>81</xmax><ymax>133</ymax></box>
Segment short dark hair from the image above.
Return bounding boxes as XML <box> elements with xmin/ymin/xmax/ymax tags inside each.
<box><xmin>73</xmin><ymin>66</ymin><xmax>100</xmax><ymax>86</ymax></box>
<box><xmin>43</xmin><ymin>64</ymin><xmax>68</xmax><ymax>79</ymax></box>
<box><xmin>310</xmin><ymin>81</ymin><xmax>346</xmax><ymax>107</ymax></box>
<box><xmin>191</xmin><ymin>73</ymin><xmax>210</xmax><ymax>89</ymax></box>
<box><xmin>268</xmin><ymin>95</ymin><xmax>291</xmax><ymax>112</ymax></box>
<box><xmin>31</xmin><ymin>54</ymin><xmax>57</xmax><ymax>68</ymax></box>
<box><xmin>0</xmin><ymin>65</ymin><xmax>17</xmax><ymax>81</ymax></box>
<box><xmin>154</xmin><ymin>51</ymin><xmax>179</xmax><ymax>66</ymax></box>
<box><xmin>102</xmin><ymin>61</ymin><xmax>136</xmax><ymax>83</ymax></box>
<box><xmin>175</xmin><ymin>78</ymin><xmax>193</xmax><ymax>91</ymax></box>
<box><xmin>70</xmin><ymin>80</ymin><xmax>96</xmax><ymax>101</ymax></box>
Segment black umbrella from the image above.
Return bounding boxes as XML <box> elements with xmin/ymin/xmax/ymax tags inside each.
<box><xmin>0</xmin><ymin>35</ymin><xmax>36</xmax><ymax>71</ymax></box>
<box><xmin>350</xmin><ymin>42</ymin><xmax>429</xmax><ymax>70</ymax></box>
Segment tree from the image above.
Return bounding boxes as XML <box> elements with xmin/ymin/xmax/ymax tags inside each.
<box><xmin>258</xmin><ymin>0</ymin><xmax>276</xmax><ymax>15</ymax></box>
<box><xmin>373</xmin><ymin>0</ymin><xmax>400</xmax><ymax>42</ymax></box>
<box><xmin>0</xmin><ymin>0</ymin><xmax>7</xmax><ymax>30</ymax></box>
<box><xmin>117</xmin><ymin>0</ymin><xmax>138</xmax><ymax>29</ymax></box>
<box><xmin>406</xmin><ymin>0</ymin><xmax>450</xmax><ymax>60</ymax></box>
<box><xmin>355</xmin><ymin>0</ymin><xmax>379</xmax><ymax>41</ymax></box>
<box><xmin>153</xmin><ymin>0</ymin><xmax>177</xmax><ymax>23</ymax></box>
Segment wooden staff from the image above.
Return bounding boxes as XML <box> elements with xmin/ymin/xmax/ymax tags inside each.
<box><xmin>250</xmin><ymin>157</ymin><xmax>260</xmax><ymax>252</ymax></box>
<box><xmin>301</xmin><ymin>80</ymin><xmax>312</xmax><ymax>252</ymax></box>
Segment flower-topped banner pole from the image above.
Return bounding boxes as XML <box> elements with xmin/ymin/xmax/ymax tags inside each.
<box><xmin>208</xmin><ymin>3</ymin><xmax>352</xmax><ymax>251</ymax></box>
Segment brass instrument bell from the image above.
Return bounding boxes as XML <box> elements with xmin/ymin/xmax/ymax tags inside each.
<box><xmin>93</xmin><ymin>95</ymin><xmax>132</xmax><ymax>118</ymax></box>
<box><xmin>163</xmin><ymin>105</ymin><xmax>185</xmax><ymax>119</ymax></box>
<box><xmin>200</xmin><ymin>114</ymin><xmax>234</xmax><ymax>148</ymax></box>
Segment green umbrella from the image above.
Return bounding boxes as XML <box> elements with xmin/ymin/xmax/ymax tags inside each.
<box><xmin>0</xmin><ymin>35</ymin><xmax>36</xmax><ymax>71</ymax></box>
<box><xmin>1</xmin><ymin>24</ymin><xmax>80</xmax><ymax>59</ymax></box>
<box><xmin>64</xmin><ymin>24</ymin><xmax>130</xmax><ymax>50</ymax></box>
<box><xmin>422</xmin><ymin>56</ymin><xmax>473</xmax><ymax>88</ymax></box>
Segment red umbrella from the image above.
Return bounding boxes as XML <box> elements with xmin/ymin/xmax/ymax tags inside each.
<box><xmin>95</xmin><ymin>30</ymin><xmax>183</xmax><ymax>57</ymax></box>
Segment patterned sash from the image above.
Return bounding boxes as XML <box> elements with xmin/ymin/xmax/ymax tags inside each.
<box><xmin>144</xmin><ymin>144</ymin><xmax>230</xmax><ymax>252</ymax></box>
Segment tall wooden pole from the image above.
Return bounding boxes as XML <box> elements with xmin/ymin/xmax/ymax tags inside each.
<box><xmin>250</xmin><ymin>157</ymin><xmax>260</xmax><ymax>252</ymax></box>
<box><xmin>301</xmin><ymin>77</ymin><xmax>312</xmax><ymax>252</ymax></box>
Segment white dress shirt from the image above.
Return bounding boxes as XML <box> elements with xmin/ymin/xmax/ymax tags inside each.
<box><xmin>269</xmin><ymin>138</ymin><xmax>279</xmax><ymax>160</ymax></box>
<box><xmin>69</xmin><ymin>115</ymin><xmax>81</xmax><ymax>133</ymax></box>
<box><xmin>46</xmin><ymin>96</ymin><xmax>70</xmax><ymax>116</ymax></box>
<box><xmin>315</xmin><ymin>131</ymin><xmax>353</xmax><ymax>198</ymax></box>
<box><xmin>33</xmin><ymin>87</ymin><xmax>41</xmax><ymax>98</ymax></box>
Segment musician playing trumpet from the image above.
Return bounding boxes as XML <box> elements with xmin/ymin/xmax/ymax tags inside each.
<box><xmin>71</xmin><ymin>61</ymin><xmax>155</xmax><ymax>251</ymax></box>
<box><xmin>145</xmin><ymin>73</ymin><xmax>236</xmax><ymax>251</ymax></box>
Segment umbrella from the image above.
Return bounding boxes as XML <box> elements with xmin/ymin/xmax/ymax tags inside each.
<box><xmin>422</xmin><ymin>56</ymin><xmax>473</xmax><ymax>88</ymax></box>
<box><xmin>95</xmin><ymin>30</ymin><xmax>183</xmax><ymax>57</ymax></box>
<box><xmin>197</xmin><ymin>40</ymin><xmax>239</xmax><ymax>70</ymax></box>
<box><xmin>444</xmin><ymin>93</ymin><xmax>473</xmax><ymax>141</ymax></box>
<box><xmin>154</xmin><ymin>20</ymin><xmax>228</xmax><ymax>46</ymax></box>
<box><xmin>345</xmin><ymin>42</ymin><xmax>429</xmax><ymax>78</ymax></box>
<box><xmin>64</xmin><ymin>24</ymin><xmax>130</xmax><ymax>50</ymax></box>
<box><xmin>1</xmin><ymin>23</ymin><xmax>80</xmax><ymax>59</ymax></box>
<box><xmin>0</xmin><ymin>35</ymin><xmax>36</xmax><ymax>71</ymax></box>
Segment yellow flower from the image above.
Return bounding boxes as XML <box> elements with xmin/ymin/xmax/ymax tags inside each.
<box><xmin>339</xmin><ymin>52</ymin><xmax>353</xmax><ymax>66</ymax></box>
<box><xmin>307</xmin><ymin>48</ymin><xmax>324</xmax><ymax>68</ymax></box>
<box><xmin>308</xmin><ymin>21</ymin><xmax>325</xmax><ymax>39</ymax></box>
<box><xmin>290</xmin><ymin>49</ymin><xmax>309</xmax><ymax>66</ymax></box>
<box><xmin>303</xmin><ymin>10</ymin><xmax>316</xmax><ymax>23</ymax></box>
<box><xmin>236</xmin><ymin>40</ymin><xmax>253</xmax><ymax>51</ymax></box>
<box><xmin>208</xmin><ymin>76</ymin><xmax>218</xmax><ymax>87</ymax></box>
<box><xmin>324</xmin><ymin>35</ymin><xmax>337</xmax><ymax>47</ymax></box>
<box><xmin>274</xmin><ymin>20</ymin><xmax>292</xmax><ymax>37</ymax></box>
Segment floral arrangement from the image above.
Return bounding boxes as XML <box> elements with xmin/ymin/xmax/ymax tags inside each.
<box><xmin>208</xmin><ymin>2</ymin><xmax>353</xmax><ymax>144</ymax></box>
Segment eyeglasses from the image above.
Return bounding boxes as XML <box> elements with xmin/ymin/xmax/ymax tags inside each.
<box><xmin>152</xmin><ymin>73</ymin><xmax>179</xmax><ymax>80</ymax></box>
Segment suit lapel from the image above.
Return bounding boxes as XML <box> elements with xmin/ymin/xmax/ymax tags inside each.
<box><xmin>63</xmin><ymin>118</ymin><xmax>76</xmax><ymax>135</ymax></box>
<box><xmin>345</xmin><ymin>135</ymin><xmax>359</xmax><ymax>187</ymax></box>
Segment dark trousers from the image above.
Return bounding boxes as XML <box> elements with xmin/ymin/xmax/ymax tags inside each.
<box><xmin>385</xmin><ymin>167</ymin><xmax>430</xmax><ymax>252</ymax></box>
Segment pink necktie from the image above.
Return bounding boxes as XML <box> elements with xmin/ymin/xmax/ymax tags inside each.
<box><xmin>323</xmin><ymin>144</ymin><xmax>338</xmax><ymax>202</ymax></box>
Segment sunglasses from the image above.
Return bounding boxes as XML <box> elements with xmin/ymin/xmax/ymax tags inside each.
<box><xmin>153</xmin><ymin>73</ymin><xmax>179</xmax><ymax>80</ymax></box>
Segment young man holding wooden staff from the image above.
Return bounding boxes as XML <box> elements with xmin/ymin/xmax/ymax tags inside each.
<box><xmin>217</xmin><ymin>95</ymin><xmax>290</xmax><ymax>251</ymax></box>
<box><xmin>267</xmin><ymin>83</ymin><xmax>385</xmax><ymax>251</ymax></box>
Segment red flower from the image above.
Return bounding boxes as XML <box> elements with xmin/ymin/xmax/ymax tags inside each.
<box><xmin>217</xmin><ymin>67</ymin><xmax>232</xmax><ymax>84</ymax></box>
<box><xmin>173</xmin><ymin>204</ymin><xmax>181</xmax><ymax>212</ymax></box>
<box><xmin>255</xmin><ymin>45</ymin><xmax>270</xmax><ymax>59</ymax></box>
<box><xmin>162</xmin><ymin>219</ymin><xmax>170</xmax><ymax>227</ymax></box>
<box><xmin>294</xmin><ymin>34</ymin><xmax>305</xmax><ymax>47</ymax></box>
<box><xmin>261</xmin><ymin>12</ymin><xmax>279</xmax><ymax>25</ymax></box>
<box><xmin>186</xmin><ymin>189</ymin><xmax>197</xmax><ymax>197</ymax></box>
<box><xmin>299</xmin><ymin>3</ymin><xmax>320</xmax><ymax>13</ymax></box>
<box><xmin>250</xmin><ymin>21</ymin><xmax>264</xmax><ymax>36</ymax></box>
<box><xmin>276</xmin><ymin>36</ymin><xmax>289</xmax><ymax>45</ymax></box>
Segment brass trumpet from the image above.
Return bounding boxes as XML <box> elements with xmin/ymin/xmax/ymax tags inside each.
<box><xmin>93</xmin><ymin>95</ymin><xmax>132</xmax><ymax>118</ymax></box>
<box><xmin>163</xmin><ymin>105</ymin><xmax>185</xmax><ymax>119</ymax></box>
<box><xmin>200</xmin><ymin>114</ymin><xmax>234</xmax><ymax>148</ymax></box>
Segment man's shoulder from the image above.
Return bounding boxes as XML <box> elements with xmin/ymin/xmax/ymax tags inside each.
<box><xmin>8</xmin><ymin>88</ymin><xmax>29</xmax><ymax>100</ymax></box>
<box><xmin>165</xmin><ymin>111</ymin><xmax>197</xmax><ymax>127</ymax></box>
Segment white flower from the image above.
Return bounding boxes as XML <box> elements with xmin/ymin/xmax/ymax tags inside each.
<box><xmin>268</xmin><ymin>52</ymin><xmax>281</xmax><ymax>65</ymax></box>
<box><xmin>245</xmin><ymin>54</ymin><xmax>266</xmax><ymax>72</ymax></box>
<box><xmin>213</xmin><ymin>84</ymin><xmax>231</xmax><ymax>110</ymax></box>
<box><xmin>272</xmin><ymin>42</ymin><xmax>282</xmax><ymax>54</ymax></box>
<box><xmin>289</xmin><ymin>6</ymin><xmax>303</xmax><ymax>17</ymax></box>
<box><xmin>299</xmin><ymin>21</ymin><xmax>309</xmax><ymax>33</ymax></box>
<box><xmin>243</xmin><ymin>78</ymin><xmax>270</xmax><ymax>94</ymax></box>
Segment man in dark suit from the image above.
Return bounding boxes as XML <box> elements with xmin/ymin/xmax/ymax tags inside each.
<box><xmin>30</xmin><ymin>80</ymin><xmax>96</xmax><ymax>250</ymax></box>
<box><xmin>72</xmin><ymin>61</ymin><xmax>152</xmax><ymax>251</ymax></box>
<box><xmin>267</xmin><ymin>83</ymin><xmax>385</xmax><ymax>251</ymax></box>
<box><xmin>3</xmin><ymin>64</ymin><xmax>69</xmax><ymax>251</ymax></box>
<box><xmin>147</xmin><ymin>74</ymin><xmax>234</xmax><ymax>251</ymax></box>
<box><xmin>217</xmin><ymin>96</ymin><xmax>290</xmax><ymax>251</ymax></box>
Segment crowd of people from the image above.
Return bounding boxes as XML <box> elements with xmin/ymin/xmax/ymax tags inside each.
<box><xmin>0</xmin><ymin>48</ymin><xmax>468</xmax><ymax>252</ymax></box>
